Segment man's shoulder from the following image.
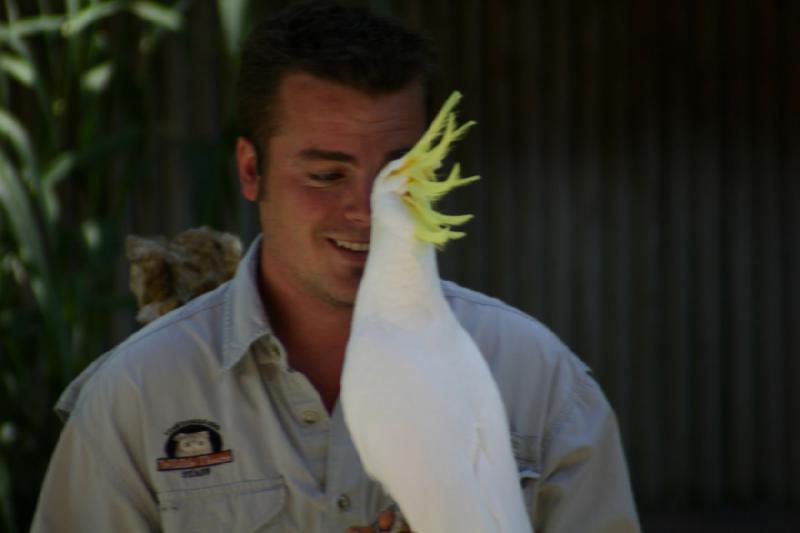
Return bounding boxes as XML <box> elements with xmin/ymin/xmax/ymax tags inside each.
<box><xmin>442</xmin><ymin>280</ymin><xmax>575</xmax><ymax>363</ymax></box>
<box><xmin>110</xmin><ymin>279</ymin><xmax>229</xmax><ymax>365</ymax></box>
<box><xmin>56</xmin><ymin>282</ymin><xmax>231</xmax><ymax>419</ymax></box>
<box><xmin>443</xmin><ymin>280</ymin><xmax>594</xmax><ymax>406</ymax></box>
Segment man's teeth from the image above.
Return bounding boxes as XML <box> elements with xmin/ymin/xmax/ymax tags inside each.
<box><xmin>334</xmin><ymin>240</ymin><xmax>370</xmax><ymax>252</ymax></box>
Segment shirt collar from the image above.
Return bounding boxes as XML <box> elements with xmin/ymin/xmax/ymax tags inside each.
<box><xmin>221</xmin><ymin>234</ymin><xmax>284</xmax><ymax>370</ymax></box>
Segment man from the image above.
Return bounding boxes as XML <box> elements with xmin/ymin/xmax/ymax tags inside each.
<box><xmin>32</xmin><ymin>2</ymin><xmax>639</xmax><ymax>531</ymax></box>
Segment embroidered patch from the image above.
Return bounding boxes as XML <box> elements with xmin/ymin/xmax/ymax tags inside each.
<box><xmin>157</xmin><ymin>420</ymin><xmax>234</xmax><ymax>472</ymax></box>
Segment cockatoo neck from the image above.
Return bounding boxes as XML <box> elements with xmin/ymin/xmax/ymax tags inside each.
<box><xmin>353</xmin><ymin>190</ymin><xmax>445</xmax><ymax>328</ymax></box>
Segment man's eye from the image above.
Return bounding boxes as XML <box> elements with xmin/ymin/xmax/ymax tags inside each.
<box><xmin>309</xmin><ymin>172</ymin><xmax>343</xmax><ymax>182</ymax></box>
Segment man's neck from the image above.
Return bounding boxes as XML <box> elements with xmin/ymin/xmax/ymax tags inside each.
<box><xmin>257</xmin><ymin>270</ymin><xmax>353</xmax><ymax>413</ymax></box>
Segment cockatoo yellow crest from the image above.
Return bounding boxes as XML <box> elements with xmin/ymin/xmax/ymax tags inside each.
<box><xmin>386</xmin><ymin>90</ymin><xmax>479</xmax><ymax>246</ymax></box>
<box><xmin>341</xmin><ymin>91</ymin><xmax>532</xmax><ymax>533</ymax></box>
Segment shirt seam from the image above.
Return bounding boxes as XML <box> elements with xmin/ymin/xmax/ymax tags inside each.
<box><xmin>115</xmin><ymin>298</ymin><xmax>226</xmax><ymax>354</ymax></box>
<box><xmin>444</xmin><ymin>291</ymin><xmax>535</xmax><ymax>323</ymax></box>
<box><xmin>540</xmin><ymin>364</ymin><xmax>596</xmax><ymax>467</ymax></box>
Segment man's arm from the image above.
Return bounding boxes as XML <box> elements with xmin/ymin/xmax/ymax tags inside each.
<box><xmin>533</xmin><ymin>367</ymin><xmax>640</xmax><ymax>532</ymax></box>
<box><xmin>31</xmin><ymin>407</ymin><xmax>160</xmax><ymax>531</ymax></box>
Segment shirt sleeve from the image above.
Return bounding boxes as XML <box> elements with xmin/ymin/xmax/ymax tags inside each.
<box><xmin>31</xmin><ymin>415</ymin><xmax>159</xmax><ymax>532</ymax></box>
<box><xmin>533</xmin><ymin>364</ymin><xmax>640</xmax><ymax>533</ymax></box>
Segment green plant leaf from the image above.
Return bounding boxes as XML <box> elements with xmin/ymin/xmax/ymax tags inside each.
<box><xmin>0</xmin><ymin>151</ymin><xmax>46</xmax><ymax>278</ymax></box>
<box><xmin>217</xmin><ymin>0</ymin><xmax>249</xmax><ymax>56</ymax></box>
<box><xmin>0</xmin><ymin>151</ymin><xmax>66</xmax><ymax>376</ymax></box>
<box><xmin>81</xmin><ymin>219</ymin><xmax>101</xmax><ymax>251</ymax></box>
<box><xmin>0</xmin><ymin>15</ymin><xmax>64</xmax><ymax>41</ymax></box>
<box><xmin>81</xmin><ymin>61</ymin><xmax>113</xmax><ymax>93</ymax></box>
<box><xmin>41</xmin><ymin>152</ymin><xmax>76</xmax><ymax>190</ymax></box>
<box><xmin>0</xmin><ymin>53</ymin><xmax>33</xmax><ymax>87</ymax></box>
<box><xmin>66</xmin><ymin>0</ymin><xmax>81</xmax><ymax>16</ymax></box>
<box><xmin>61</xmin><ymin>1</ymin><xmax>123</xmax><ymax>37</ymax></box>
<box><xmin>40</xmin><ymin>152</ymin><xmax>77</xmax><ymax>223</ymax></box>
<box><xmin>0</xmin><ymin>23</ymin><xmax>52</xmax><ymax>137</ymax></box>
<box><xmin>129</xmin><ymin>1</ymin><xmax>183</xmax><ymax>31</ymax></box>
<box><xmin>0</xmin><ymin>109</ymin><xmax>34</xmax><ymax>177</ymax></box>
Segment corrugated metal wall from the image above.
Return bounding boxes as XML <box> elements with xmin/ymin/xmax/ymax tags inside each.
<box><xmin>130</xmin><ymin>0</ymin><xmax>798</xmax><ymax>515</ymax></box>
<box><xmin>398</xmin><ymin>0</ymin><xmax>799</xmax><ymax>510</ymax></box>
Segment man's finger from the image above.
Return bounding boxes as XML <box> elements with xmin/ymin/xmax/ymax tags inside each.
<box><xmin>377</xmin><ymin>509</ymin><xmax>395</xmax><ymax>530</ymax></box>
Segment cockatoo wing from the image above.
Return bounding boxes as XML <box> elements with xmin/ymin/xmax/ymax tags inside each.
<box><xmin>343</xmin><ymin>312</ymin><xmax>530</xmax><ymax>533</ymax></box>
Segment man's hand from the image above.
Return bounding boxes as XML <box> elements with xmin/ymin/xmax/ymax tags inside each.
<box><xmin>346</xmin><ymin>506</ymin><xmax>413</xmax><ymax>532</ymax></box>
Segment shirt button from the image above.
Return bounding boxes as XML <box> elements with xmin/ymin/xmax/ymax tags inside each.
<box><xmin>268</xmin><ymin>342</ymin><xmax>281</xmax><ymax>359</ymax></box>
<box><xmin>337</xmin><ymin>494</ymin><xmax>351</xmax><ymax>511</ymax></box>
<box><xmin>300</xmin><ymin>410</ymin><xmax>320</xmax><ymax>425</ymax></box>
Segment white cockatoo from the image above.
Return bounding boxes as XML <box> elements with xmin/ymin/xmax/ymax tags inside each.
<box><xmin>341</xmin><ymin>92</ymin><xmax>532</xmax><ymax>533</ymax></box>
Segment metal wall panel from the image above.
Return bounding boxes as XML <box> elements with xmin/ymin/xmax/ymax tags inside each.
<box><xmin>391</xmin><ymin>0</ymin><xmax>799</xmax><ymax>509</ymax></box>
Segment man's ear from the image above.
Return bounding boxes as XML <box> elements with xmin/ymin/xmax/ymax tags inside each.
<box><xmin>237</xmin><ymin>137</ymin><xmax>261</xmax><ymax>201</ymax></box>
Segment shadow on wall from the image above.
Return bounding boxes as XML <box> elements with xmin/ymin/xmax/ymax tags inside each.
<box><xmin>641</xmin><ymin>506</ymin><xmax>800</xmax><ymax>533</ymax></box>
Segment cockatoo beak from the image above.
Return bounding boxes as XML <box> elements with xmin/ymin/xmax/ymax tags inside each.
<box><xmin>374</xmin><ymin>157</ymin><xmax>411</xmax><ymax>195</ymax></box>
<box><xmin>370</xmin><ymin>91</ymin><xmax>478</xmax><ymax>247</ymax></box>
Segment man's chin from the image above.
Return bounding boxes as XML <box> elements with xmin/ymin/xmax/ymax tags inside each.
<box><xmin>318</xmin><ymin>289</ymin><xmax>357</xmax><ymax>309</ymax></box>
<box><xmin>319</xmin><ymin>269</ymin><xmax>363</xmax><ymax>308</ymax></box>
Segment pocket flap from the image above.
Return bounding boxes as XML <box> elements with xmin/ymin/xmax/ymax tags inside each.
<box><xmin>158</xmin><ymin>477</ymin><xmax>285</xmax><ymax>533</ymax></box>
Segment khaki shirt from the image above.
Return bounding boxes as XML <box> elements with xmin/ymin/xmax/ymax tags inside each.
<box><xmin>32</xmin><ymin>237</ymin><xmax>639</xmax><ymax>532</ymax></box>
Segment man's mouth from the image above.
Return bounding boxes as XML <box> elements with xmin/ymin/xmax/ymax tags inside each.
<box><xmin>332</xmin><ymin>239</ymin><xmax>370</xmax><ymax>252</ymax></box>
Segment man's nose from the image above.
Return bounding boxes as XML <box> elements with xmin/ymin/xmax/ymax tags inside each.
<box><xmin>344</xmin><ymin>176</ymin><xmax>373</xmax><ymax>226</ymax></box>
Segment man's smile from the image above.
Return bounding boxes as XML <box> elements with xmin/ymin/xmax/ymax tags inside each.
<box><xmin>331</xmin><ymin>238</ymin><xmax>370</xmax><ymax>252</ymax></box>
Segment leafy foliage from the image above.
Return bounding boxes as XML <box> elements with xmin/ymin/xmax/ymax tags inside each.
<box><xmin>0</xmin><ymin>1</ymin><xmax>251</xmax><ymax>530</ymax></box>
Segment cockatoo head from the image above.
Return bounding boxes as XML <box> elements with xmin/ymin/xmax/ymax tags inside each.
<box><xmin>371</xmin><ymin>91</ymin><xmax>479</xmax><ymax>247</ymax></box>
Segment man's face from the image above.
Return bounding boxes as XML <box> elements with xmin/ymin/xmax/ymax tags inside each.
<box><xmin>247</xmin><ymin>72</ymin><xmax>426</xmax><ymax>309</ymax></box>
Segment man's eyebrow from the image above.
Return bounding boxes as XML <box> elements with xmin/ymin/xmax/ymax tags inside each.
<box><xmin>297</xmin><ymin>148</ymin><xmax>357</xmax><ymax>163</ymax></box>
<box><xmin>297</xmin><ymin>147</ymin><xmax>413</xmax><ymax>164</ymax></box>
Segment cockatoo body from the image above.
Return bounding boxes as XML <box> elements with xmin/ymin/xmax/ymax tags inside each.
<box><xmin>341</xmin><ymin>93</ymin><xmax>532</xmax><ymax>533</ymax></box>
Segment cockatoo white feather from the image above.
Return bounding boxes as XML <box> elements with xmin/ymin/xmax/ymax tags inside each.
<box><xmin>341</xmin><ymin>92</ymin><xmax>532</xmax><ymax>532</ymax></box>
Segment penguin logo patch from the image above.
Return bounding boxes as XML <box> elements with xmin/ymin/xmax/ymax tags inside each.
<box><xmin>157</xmin><ymin>419</ymin><xmax>233</xmax><ymax>475</ymax></box>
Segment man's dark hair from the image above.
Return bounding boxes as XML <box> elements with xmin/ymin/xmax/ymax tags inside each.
<box><xmin>237</xmin><ymin>1</ymin><xmax>437</xmax><ymax>166</ymax></box>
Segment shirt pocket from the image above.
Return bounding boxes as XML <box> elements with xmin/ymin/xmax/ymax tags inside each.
<box><xmin>157</xmin><ymin>477</ymin><xmax>286</xmax><ymax>533</ymax></box>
